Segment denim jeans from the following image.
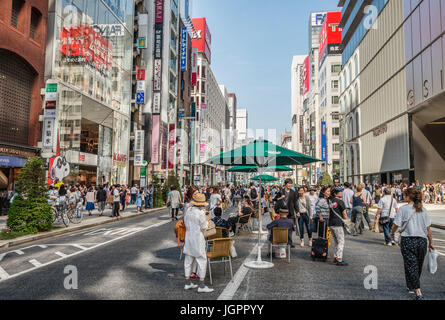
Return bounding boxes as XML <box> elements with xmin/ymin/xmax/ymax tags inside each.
<box><xmin>383</xmin><ymin>218</ymin><xmax>394</xmax><ymax>244</ymax></box>
<box><xmin>149</xmin><ymin>195</ymin><xmax>153</xmax><ymax>209</ymax></box>
<box><xmin>144</xmin><ymin>195</ymin><xmax>149</xmax><ymax>209</ymax></box>
<box><xmin>347</xmin><ymin>208</ymin><xmax>352</xmax><ymax>219</ymax></box>
<box><xmin>351</xmin><ymin>206</ymin><xmax>363</xmax><ymax>235</ymax></box>
<box><xmin>298</xmin><ymin>212</ymin><xmax>312</xmax><ymax>240</ymax></box>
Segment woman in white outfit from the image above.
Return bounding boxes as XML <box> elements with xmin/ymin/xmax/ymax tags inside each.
<box><xmin>183</xmin><ymin>193</ymin><xmax>214</xmax><ymax>293</ymax></box>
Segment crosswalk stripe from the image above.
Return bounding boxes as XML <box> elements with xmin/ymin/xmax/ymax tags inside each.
<box><xmin>71</xmin><ymin>244</ymin><xmax>88</xmax><ymax>250</ymax></box>
<box><xmin>28</xmin><ymin>259</ymin><xmax>42</xmax><ymax>267</ymax></box>
<box><xmin>0</xmin><ymin>267</ymin><xmax>10</xmax><ymax>280</ymax></box>
<box><xmin>54</xmin><ymin>251</ymin><xmax>68</xmax><ymax>258</ymax></box>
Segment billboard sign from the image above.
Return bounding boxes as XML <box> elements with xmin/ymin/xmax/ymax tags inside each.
<box><xmin>311</xmin><ymin>12</ymin><xmax>327</xmax><ymax>27</ymax></box>
<box><xmin>319</xmin><ymin>11</ymin><xmax>342</xmax><ymax>64</ymax></box>
<box><xmin>152</xmin><ymin>92</ymin><xmax>161</xmax><ymax>114</ymax></box>
<box><xmin>303</xmin><ymin>56</ymin><xmax>309</xmax><ymax>95</ymax></box>
<box><xmin>136</xmin><ymin>91</ymin><xmax>145</xmax><ymax>104</ymax></box>
<box><xmin>154</xmin><ymin>24</ymin><xmax>163</xmax><ymax>59</ymax></box>
<box><xmin>191</xmin><ymin>48</ymin><xmax>198</xmax><ymax>86</ymax></box>
<box><xmin>136</xmin><ymin>68</ymin><xmax>145</xmax><ymax>80</ymax></box>
<box><xmin>151</xmin><ymin>115</ymin><xmax>160</xmax><ymax>164</ymax></box>
<box><xmin>191</xmin><ymin>18</ymin><xmax>212</xmax><ymax>64</ymax></box>
<box><xmin>168</xmin><ymin>124</ymin><xmax>175</xmax><ymax>169</ymax></box>
<box><xmin>180</xmin><ymin>27</ymin><xmax>188</xmax><ymax>71</ymax></box>
<box><xmin>321</xmin><ymin>121</ymin><xmax>327</xmax><ymax>162</ymax></box>
<box><xmin>153</xmin><ymin>59</ymin><xmax>162</xmax><ymax>91</ymax></box>
<box><xmin>155</xmin><ymin>0</ymin><xmax>164</xmax><ymax>23</ymax></box>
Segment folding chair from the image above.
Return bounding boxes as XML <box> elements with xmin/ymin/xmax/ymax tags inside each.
<box><xmin>270</xmin><ymin>228</ymin><xmax>291</xmax><ymax>263</ymax></box>
<box><xmin>206</xmin><ymin>238</ymin><xmax>233</xmax><ymax>285</ymax></box>
<box><xmin>236</xmin><ymin>214</ymin><xmax>252</xmax><ymax>234</ymax></box>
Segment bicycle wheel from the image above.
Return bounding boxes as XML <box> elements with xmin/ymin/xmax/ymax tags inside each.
<box><xmin>52</xmin><ymin>206</ymin><xmax>59</xmax><ymax>224</ymax></box>
<box><xmin>68</xmin><ymin>206</ymin><xmax>83</xmax><ymax>224</ymax></box>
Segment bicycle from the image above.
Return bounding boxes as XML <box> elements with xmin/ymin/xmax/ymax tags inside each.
<box><xmin>66</xmin><ymin>200</ymin><xmax>83</xmax><ymax>224</ymax></box>
<box><xmin>51</xmin><ymin>197</ymin><xmax>70</xmax><ymax>227</ymax></box>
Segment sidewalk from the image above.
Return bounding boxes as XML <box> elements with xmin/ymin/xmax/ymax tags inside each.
<box><xmin>0</xmin><ymin>204</ymin><xmax>167</xmax><ymax>250</ymax></box>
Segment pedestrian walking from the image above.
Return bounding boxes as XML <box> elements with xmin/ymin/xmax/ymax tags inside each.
<box><xmin>296</xmin><ymin>187</ymin><xmax>313</xmax><ymax>247</ymax></box>
<box><xmin>168</xmin><ymin>185</ymin><xmax>182</xmax><ymax>221</ymax></box>
<box><xmin>314</xmin><ymin>186</ymin><xmax>331</xmax><ymax>238</ymax></box>
<box><xmin>329</xmin><ymin>188</ymin><xmax>349</xmax><ymax>266</ymax></box>
<box><xmin>342</xmin><ymin>182</ymin><xmax>354</xmax><ymax>219</ymax></box>
<box><xmin>135</xmin><ymin>188</ymin><xmax>143</xmax><ymax>213</ymax></box>
<box><xmin>96</xmin><ymin>185</ymin><xmax>107</xmax><ymax>216</ymax></box>
<box><xmin>351</xmin><ymin>185</ymin><xmax>366</xmax><ymax>236</ymax></box>
<box><xmin>183</xmin><ymin>193</ymin><xmax>214</xmax><ymax>293</ymax></box>
<box><xmin>376</xmin><ymin>188</ymin><xmax>398</xmax><ymax>246</ymax></box>
<box><xmin>390</xmin><ymin>188</ymin><xmax>435</xmax><ymax>300</ymax></box>
<box><xmin>112</xmin><ymin>185</ymin><xmax>121</xmax><ymax>221</ymax></box>
<box><xmin>85</xmin><ymin>187</ymin><xmax>95</xmax><ymax>216</ymax></box>
<box><xmin>130</xmin><ymin>185</ymin><xmax>138</xmax><ymax>204</ymax></box>
<box><xmin>120</xmin><ymin>185</ymin><xmax>127</xmax><ymax>211</ymax></box>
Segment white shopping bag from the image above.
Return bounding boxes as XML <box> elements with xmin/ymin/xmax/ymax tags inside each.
<box><xmin>274</xmin><ymin>244</ymin><xmax>287</xmax><ymax>259</ymax></box>
<box><xmin>427</xmin><ymin>250</ymin><xmax>439</xmax><ymax>274</ymax></box>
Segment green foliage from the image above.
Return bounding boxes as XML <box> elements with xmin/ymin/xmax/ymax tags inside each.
<box><xmin>319</xmin><ymin>172</ymin><xmax>334</xmax><ymax>187</ymax></box>
<box><xmin>7</xmin><ymin>157</ymin><xmax>53</xmax><ymax>233</ymax></box>
<box><xmin>151</xmin><ymin>173</ymin><xmax>164</xmax><ymax>208</ymax></box>
<box><xmin>162</xmin><ymin>171</ymin><xmax>180</xmax><ymax>203</ymax></box>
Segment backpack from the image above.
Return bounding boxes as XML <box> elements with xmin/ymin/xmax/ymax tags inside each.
<box><xmin>250</xmin><ymin>188</ymin><xmax>258</xmax><ymax>201</ymax></box>
<box><xmin>174</xmin><ymin>219</ymin><xmax>186</xmax><ymax>247</ymax></box>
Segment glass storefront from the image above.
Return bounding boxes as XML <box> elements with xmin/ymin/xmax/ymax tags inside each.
<box><xmin>49</xmin><ymin>0</ymin><xmax>134</xmax><ymax>186</ymax></box>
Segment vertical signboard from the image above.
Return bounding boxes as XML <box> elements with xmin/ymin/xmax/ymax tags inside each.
<box><xmin>154</xmin><ymin>24</ymin><xmax>163</xmax><ymax>59</ymax></box>
<box><xmin>190</xmin><ymin>102</ymin><xmax>196</xmax><ymax>164</ymax></box>
<box><xmin>155</xmin><ymin>0</ymin><xmax>164</xmax><ymax>23</ymax></box>
<box><xmin>321</xmin><ymin>121</ymin><xmax>327</xmax><ymax>162</ymax></box>
<box><xmin>191</xmin><ymin>48</ymin><xmax>198</xmax><ymax>86</ymax></box>
<box><xmin>180</xmin><ymin>27</ymin><xmax>188</xmax><ymax>71</ymax></box>
<box><xmin>152</xmin><ymin>92</ymin><xmax>161</xmax><ymax>114</ymax></box>
<box><xmin>318</xmin><ymin>11</ymin><xmax>342</xmax><ymax>66</ymax></box>
<box><xmin>153</xmin><ymin>59</ymin><xmax>162</xmax><ymax>91</ymax></box>
<box><xmin>151</xmin><ymin>115</ymin><xmax>161</xmax><ymax>164</ymax></box>
<box><xmin>303</xmin><ymin>56</ymin><xmax>310</xmax><ymax>95</ymax></box>
<box><xmin>168</xmin><ymin>124</ymin><xmax>176</xmax><ymax>169</ymax></box>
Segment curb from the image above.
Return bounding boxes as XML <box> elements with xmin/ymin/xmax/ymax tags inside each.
<box><xmin>0</xmin><ymin>207</ymin><xmax>167</xmax><ymax>250</ymax></box>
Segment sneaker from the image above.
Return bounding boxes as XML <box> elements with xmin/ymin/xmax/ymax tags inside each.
<box><xmin>308</xmin><ymin>240</ymin><xmax>312</xmax><ymax>247</ymax></box>
<box><xmin>414</xmin><ymin>295</ymin><xmax>424</xmax><ymax>300</ymax></box>
<box><xmin>407</xmin><ymin>288</ymin><xmax>415</xmax><ymax>294</ymax></box>
<box><xmin>229</xmin><ymin>232</ymin><xmax>235</xmax><ymax>237</ymax></box>
<box><xmin>336</xmin><ymin>260</ymin><xmax>349</xmax><ymax>266</ymax></box>
<box><xmin>184</xmin><ymin>283</ymin><xmax>198</xmax><ymax>290</ymax></box>
<box><xmin>386</xmin><ymin>242</ymin><xmax>393</xmax><ymax>246</ymax></box>
<box><xmin>197</xmin><ymin>286</ymin><xmax>214</xmax><ymax>293</ymax></box>
<box><xmin>300</xmin><ymin>240</ymin><xmax>305</xmax><ymax>247</ymax></box>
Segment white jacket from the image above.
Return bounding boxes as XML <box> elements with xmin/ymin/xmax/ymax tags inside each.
<box><xmin>183</xmin><ymin>206</ymin><xmax>208</xmax><ymax>258</ymax></box>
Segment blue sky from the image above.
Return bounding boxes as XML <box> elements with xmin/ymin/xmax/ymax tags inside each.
<box><xmin>192</xmin><ymin>0</ymin><xmax>338</xmax><ymax>140</ymax></box>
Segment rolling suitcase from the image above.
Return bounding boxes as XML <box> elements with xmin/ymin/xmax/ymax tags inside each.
<box><xmin>311</xmin><ymin>220</ymin><xmax>328</xmax><ymax>262</ymax></box>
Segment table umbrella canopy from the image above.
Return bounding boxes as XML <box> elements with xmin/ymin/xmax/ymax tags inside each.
<box><xmin>251</xmin><ymin>174</ymin><xmax>279</xmax><ymax>182</ymax></box>
<box><xmin>227</xmin><ymin>165</ymin><xmax>293</xmax><ymax>173</ymax></box>
<box><xmin>204</xmin><ymin>139</ymin><xmax>320</xmax><ymax>167</ymax></box>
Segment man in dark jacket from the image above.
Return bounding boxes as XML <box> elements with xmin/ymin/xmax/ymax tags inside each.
<box><xmin>276</xmin><ymin>179</ymin><xmax>298</xmax><ymax>222</ymax></box>
<box><xmin>96</xmin><ymin>185</ymin><xmax>107</xmax><ymax>216</ymax></box>
<box><xmin>267</xmin><ymin>207</ymin><xmax>296</xmax><ymax>245</ymax></box>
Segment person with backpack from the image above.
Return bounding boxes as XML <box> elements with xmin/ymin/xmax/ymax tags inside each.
<box><xmin>389</xmin><ymin>188</ymin><xmax>435</xmax><ymax>300</ymax></box>
<box><xmin>183</xmin><ymin>193</ymin><xmax>214</xmax><ymax>293</ymax></box>
<box><xmin>314</xmin><ymin>186</ymin><xmax>331</xmax><ymax>238</ymax></box>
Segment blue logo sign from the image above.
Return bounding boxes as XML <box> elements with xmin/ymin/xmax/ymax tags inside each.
<box><xmin>180</xmin><ymin>27</ymin><xmax>188</xmax><ymax>71</ymax></box>
<box><xmin>136</xmin><ymin>91</ymin><xmax>145</xmax><ymax>104</ymax></box>
<box><xmin>315</xmin><ymin>13</ymin><xmax>327</xmax><ymax>26</ymax></box>
<box><xmin>321</xmin><ymin>121</ymin><xmax>327</xmax><ymax>162</ymax></box>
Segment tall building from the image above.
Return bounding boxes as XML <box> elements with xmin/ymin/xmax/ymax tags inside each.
<box><xmin>318</xmin><ymin>11</ymin><xmax>342</xmax><ymax>179</ymax></box>
<box><xmin>227</xmin><ymin>93</ymin><xmax>237</xmax><ymax>151</ymax></box>
<box><xmin>0</xmin><ymin>0</ymin><xmax>48</xmax><ymax>196</ymax></box>
<box><xmin>235</xmin><ymin>109</ymin><xmax>248</xmax><ymax>148</ymax></box>
<box><xmin>43</xmin><ymin>0</ymin><xmax>134</xmax><ymax>186</ymax></box>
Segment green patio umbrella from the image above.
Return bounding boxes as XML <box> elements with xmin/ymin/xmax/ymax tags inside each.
<box><xmin>203</xmin><ymin>140</ymin><xmax>320</xmax><ymax>269</ymax></box>
<box><xmin>251</xmin><ymin>174</ymin><xmax>279</xmax><ymax>182</ymax></box>
<box><xmin>228</xmin><ymin>165</ymin><xmax>293</xmax><ymax>173</ymax></box>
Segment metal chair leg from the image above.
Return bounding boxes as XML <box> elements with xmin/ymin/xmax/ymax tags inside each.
<box><xmin>229</xmin><ymin>256</ymin><xmax>233</xmax><ymax>281</ymax></box>
<box><xmin>288</xmin><ymin>245</ymin><xmax>291</xmax><ymax>263</ymax></box>
<box><xmin>270</xmin><ymin>244</ymin><xmax>273</xmax><ymax>263</ymax></box>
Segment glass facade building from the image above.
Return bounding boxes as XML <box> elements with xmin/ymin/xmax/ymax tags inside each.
<box><xmin>45</xmin><ymin>0</ymin><xmax>134</xmax><ymax>185</ymax></box>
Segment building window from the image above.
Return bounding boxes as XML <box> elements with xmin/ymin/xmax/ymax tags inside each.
<box><xmin>201</xmin><ymin>81</ymin><xmax>206</xmax><ymax>94</ymax></box>
<box><xmin>332</xmin><ymin>127</ymin><xmax>340</xmax><ymax>136</ymax></box>
<box><xmin>331</xmin><ymin>64</ymin><xmax>341</xmax><ymax>73</ymax></box>
<box><xmin>30</xmin><ymin>8</ymin><xmax>42</xmax><ymax>40</ymax></box>
<box><xmin>332</xmin><ymin>96</ymin><xmax>339</xmax><ymax>104</ymax></box>
<box><xmin>332</xmin><ymin>113</ymin><xmax>340</xmax><ymax>121</ymax></box>
<box><xmin>11</xmin><ymin>0</ymin><xmax>24</xmax><ymax>28</ymax></box>
<box><xmin>333</xmin><ymin>144</ymin><xmax>340</xmax><ymax>152</ymax></box>
<box><xmin>201</xmin><ymin>66</ymin><xmax>206</xmax><ymax>78</ymax></box>
<box><xmin>201</xmin><ymin>96</ymin><xmax>205</xmax><ymax>104</ymax></box>
<box><xmin>331</xmin><ymin>80</ymin><xmax>338</xmax><ymax>89</ymax></box>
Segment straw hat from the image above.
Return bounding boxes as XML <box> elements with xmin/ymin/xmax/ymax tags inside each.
<box><xmin>191</xmin><ymin>193</ymin><xmax>208</xmax><ymax>207</ymax></box>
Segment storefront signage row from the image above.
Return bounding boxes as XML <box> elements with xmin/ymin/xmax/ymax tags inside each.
<box><xmin>0</xmin><ymin>147</ymin><xmax>36</xmax><ymax>159</ymax></box>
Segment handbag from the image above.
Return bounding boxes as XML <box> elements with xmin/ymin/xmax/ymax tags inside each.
<box><xmin>204</xmin><ymin>220</ymin><xmax>216</xmax><ymax>238</ymax></box>
<box><xmin>379</xmin><ymin>197</ymin><xmax>393</xmax><ymax>225</ymax></box>
<box><xmin>330</xmin><ymin>201</ymin><xmax>354</xmax><ymax>235</ymax></box>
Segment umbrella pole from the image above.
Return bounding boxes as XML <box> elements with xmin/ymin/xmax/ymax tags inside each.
<box><xmin>245</xmin><ymin>166</ymin><xmax>274</xmax><ymax>269</ymax></box>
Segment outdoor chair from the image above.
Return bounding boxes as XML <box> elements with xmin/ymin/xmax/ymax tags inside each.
<box><xmin>206</xmin><ymin>227</ymin><xmax>225</xmax><ymax>250</ymax></box>
<box><xmin>236</xmin><ymin>214</ymin><xmax>252</xmax><ymax>234</ymax></box>
<box><xmin>206</xmin><ymin>238</ymin><xmax>233</xmax><ymax>285</ymax></box>
<box><xmin>270</xmin><ymin>228</ymin><xmax>291</xmax><ymax>263</ymax></box>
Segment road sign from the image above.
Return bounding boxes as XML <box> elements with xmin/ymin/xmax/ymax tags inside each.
<box><xmin>136</xmin><ymin>91</ymin><xmax>145</xmax><ymax>104</ymax></box>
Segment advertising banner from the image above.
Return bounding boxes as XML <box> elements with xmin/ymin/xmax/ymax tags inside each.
<box><xmin>303</xmin><ymin>56</ymin><xmax>309</xmax><ymax>95</ymax></box>
<box><xmin>136</xmin><ymin>68</ymin><xmax>145</xmax><ymax>80</ymax></box>
<box><xmin>191</xmin><ymin>18</ymin><xmax>212</xmax><ymax>64</ymax></box>
<box><xmin>321</xmin><ymin>121</ymin><xmax>327</xmax><ymax>162</ymax></box>
<box><xmin>191</xmin><ymin>48</ymin><xmax>198</xmax><ymax>86</ymax></box>
<box><xmin>153</xmin><ymin>59</ymin><xmax>162</xmax><ymax>91</ymax></box>
<box><xmin>155</xmin><ymin>0</ymin><xmax>164</xmax><ymax>23</ymax></box>
<box><xmin>151</xmin><ymin>115</ymin><xmax>160</xmax><ymax>164</ymax></box>
<box><xmin>180</xmin><ymin>27</ymin><xmax>188</xmax><ymax>71</ymax></box>
<box><xmin>135</xmin><ymin>130</ymin><xmax>145</xmax><ymax>154</ymax></box>
<box><xmin>43</xmin><ymin>118</ymin><xmax>55</xmax><ymax>152</ymax></box>
<box><xmin>319</xmin><ymin>11</ymin><xmax>342</xmax><ymax>65</ymax></box>
<box><xmin>154</xmin><ymin>24</ymin><xmax>163</xmax><ymax>59</ymax></box>
<box><xmin>136</xmin><ymin>91</ymin><xmax>145</xmax><ymax>104</ymax></box>
<box><xmin>152</xmin><ymin>92</ymin><xmax>161</xmax><ymax>114</ymax></box>
<box><xmin>168</xmin><ymin>124</ymin><xmax>175</xmax><ymax>169</ymax></box>
<box><xmin>190</xmin><ymin>120</ymin><xmax>195</xmax><ymax>164</ymax></box>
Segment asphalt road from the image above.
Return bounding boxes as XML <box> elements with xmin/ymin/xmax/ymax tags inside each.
<box><xmin>0</xmin><ymin>206</ymin><xmax>444</xmax><ymax>300</ymax></box>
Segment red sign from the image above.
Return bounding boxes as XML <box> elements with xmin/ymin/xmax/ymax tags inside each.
<box><xmin>168</xmin><ymin>124</ymin><xmax>175</xmax><ymax>169</ymax></box>
<box><xmin>79</xmin><ymin>154</ymin><xmax>85</xmax><ymax>162</ymax></box>
<box><xmin>191</xmin><ymin>18</ymin><xmax>212</xmax><ymax>64</ymax></box>
<box><xmin>60</xmin><ymin>25</ymin><xmax>112</xmax><ymax>74</ymax></box>
<box><xmin>155</xmin><ymin>0</ymin><xmax>164</xmax><ymax>23</ymax></box>
<box><xmin>303</xmin><ymin>56</ymin><xmax>309</xmax><ymax>95</ymax></box>
<box><xmin>136</xmin><ymin>68</ymin><xmax>145</xmax><ymax>81</ymax></box>
<box><xmin>45</xmin><ymin>101</ymin><xmax>57</xmax><ymax>109</ymax></box>
<box><xmin>318</xmin><ymin>11</ymin><xmax>342</xmax><ymax>63</ymax></box>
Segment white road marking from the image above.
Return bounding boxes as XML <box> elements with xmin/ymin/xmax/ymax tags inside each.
<box><xmin>433</xmin><ymin>239</ymin><xmax>445</xmax><ymax>242</ymax></box>
<box><xmin>0</xmin><ymin>219</ymin><xmax>171</xmax><ymax>283</ymax></box>
<box><xmin>38</xmin><ymin>245</ymin><xmax>47</xmax><ymax>249</ymax></box>
<box><xmin>54</xmin><ymin>251</ymin><xmax>68</xmax><ymax>258</ymax></box>
<box><xmin>0</xmin><ymin>267</ymin><xmax>10</xmax><ymax>280</ymax></box>
<box><xmin>71</xmin><ymin>244</ymin><xmax>88</xmax><ymax>250</ymax></box>
<box><xmin>218</xmin><ymin>239</ymin><xmax>267</xmax><ymax>301</ymax></box>
<box><xmin>14</xmin><ymin>250</ymin><xmax>24</xmax><ymax>255</ymax></box>
<box><xmin>28</xmin><ymin>259</ymin><xmax>42</xmax><ymax>267</ymax></box>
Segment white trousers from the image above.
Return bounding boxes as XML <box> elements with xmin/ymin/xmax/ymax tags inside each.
<box><xmin>184</xmin><ymin>254</ymin><xmax>207</xmax><ymax>279</ymax></box>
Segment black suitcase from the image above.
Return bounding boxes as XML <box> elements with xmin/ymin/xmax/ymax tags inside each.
<box><xmin>311</xmin><ymin>220</ymin><xmax>328</xmax><ymax>262</ymax></box>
